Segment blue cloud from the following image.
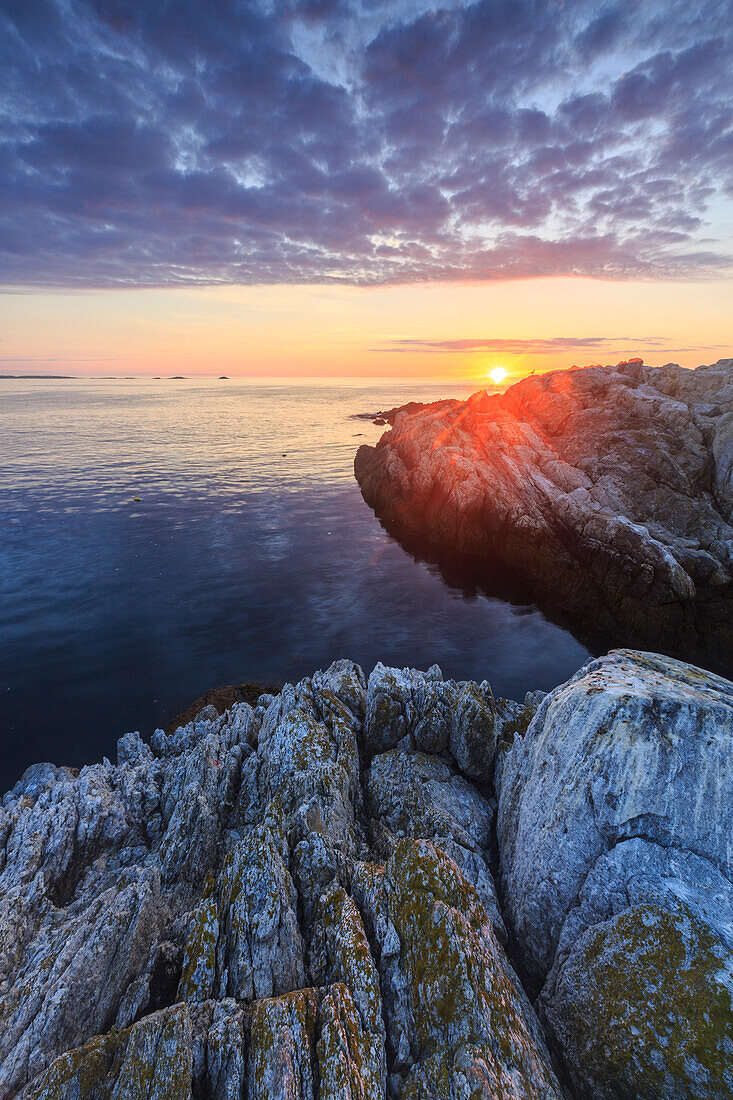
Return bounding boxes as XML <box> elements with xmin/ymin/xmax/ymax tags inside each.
<box><xmin>0</xmin><ymin>0</ymin><xmax>731</xmax><ymax>286</ymax></box>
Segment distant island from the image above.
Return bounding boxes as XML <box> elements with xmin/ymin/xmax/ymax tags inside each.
<box><xmin>0</xmin><ymin>374</ymin><xmax>76</xmax><ymax>379</ymax></box>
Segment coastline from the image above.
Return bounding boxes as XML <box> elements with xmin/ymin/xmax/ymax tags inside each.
<box><xmin>2</xmin><ymin>647</ymin><xmax>731</xmax><ymax>1098</ymax></box>
<box><xmin>356</xmin><ymin>358</ymin><xmax>733</xmax><ymax>676</ymax></box>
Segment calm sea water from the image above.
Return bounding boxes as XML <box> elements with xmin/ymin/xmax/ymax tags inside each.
<box><xmin>0</xmin><ymin>378</ymin><xmax>591</xmax><ymax>789</ymax></box>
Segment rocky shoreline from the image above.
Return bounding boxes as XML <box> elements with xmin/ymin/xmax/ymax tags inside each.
<box><xmin>354</xmin><ymin>359</ymin><xmax>733</xmax><ymax>674</ymax></box>
<box><xmin>1</xmin><ymin>649</ymin><xmax>731</xmax><ymax>1098</ymax></box>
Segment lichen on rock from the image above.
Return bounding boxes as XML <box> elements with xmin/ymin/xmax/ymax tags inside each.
<box><xmin>544</xmin><ymin>903</ymin><xmax>733</xmax><ymax>1099</ymax></box>
<box><xmin>3</xmin><ymin>651</ymin><xmax>733</xmax><ymax>1099</ymax></box>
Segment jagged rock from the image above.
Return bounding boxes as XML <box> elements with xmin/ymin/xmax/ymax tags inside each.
<box><xmin>498</xmin><ymin>648</ymin><xmax>733</xmax><ymax>1097</ymax></box>
<box><xmin>364</xmin><ymin>663</ymin><xmax>498</xmax><ymax>780</ymax></box>
<box><xmin>355</xmin><ymin>359</ymin><xmax>733</xmax><ymax>671</ymax></box>
<box><xmin>248</xmin><ymin>989</ymin><xmax>319</xmax><ymax>1100</ymax></box>
<box><xmin>0</xmin><ymin>860</ymin><xmax>161</xmax><ymax>1091</ymax></box>
<box><xmin>317</xmin><ymin>982</ymin><xmax>384</xmax><ymax>1100</ymax></box>
<box><xmin>312</xmin><ymin>888</ymin><xmax>384</xmax><ymax>1040</ymax></box>
<box><xmin>354</xmin><ymin>840</ymin><xmax>562</xmax><ymax>1098</ymax></box>
<box><xmin>364</xmin><ymin>663</ymin><xmax>444</xmax><ymax>756</ymax></box>
<box><xmin>204</xmin><ymin>1001</ymin><xmax>248</xmax><ymax>1100</ymax></box>
<box><xmin>178</xmin><ymin>835</ymin><xmax>305</xmax><ymax>1005</ymax></box>
<box><xmin>215</xmin><ymin>836</ymin><xmax>305</xmax><ymax>1002</ymax></box>
<box><xmin>0</xmin><ymin>703</ymin><xmax>246</xmax><ymax>1097</ymax></box>
<box><xmin>21</xmin><ymin>1000</ymin><xmax>252</xmax><ymax>1100</ymax></box>
<box><xmin>117</xmin><ymin>732</ymin><xmax>153</xmax><ymax>766</ymax></box>
<box><xmin>365</xmin><ymin>749</ymin><xmax>505</xmax><ymax>941</ymax></box>
<box><xmin>311</xmin><ymin>660</ymin><xmax>368</xmax><ymax>732</ymax></box>
<box><xmin>22</xmin><ymin>1003</ymin><xmax>193</xmax><ymax>1100</ymax></box>
<box><xmin>4</xmin><ymin>652</ymin><xmax>732</xmax><ymax>1099</ymax></box>
<box><xmin>448</xmin><ymin>681</ymin><xmax>499</xmax><ymax>780</ymax></box>
<box><xmin>178</xmin><ymin>895</ymin><xmax>218</xmax><ymax>1002</ymax></box>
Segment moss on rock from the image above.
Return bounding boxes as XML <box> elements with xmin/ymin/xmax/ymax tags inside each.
<box><xmin>23</xmin><ymin>1032</ymin><xmax>122</xmax><ymax>1100</ymax></box>
<box><xmin>248</xmin><ymin>988</ymin><xmax>318</xmax><ymax>1100</ymax></box>
<box><xmin>23</xmin><ymin>1005</ymin><xmax>193</xmax><ymax>1100</ymax></box>
<box><xmin>543</xmin><ymin>902</ymin><xmax>733</xmax><ymax>1099</ymax></box>
<box><xmin>386</xmin><ymin>839</ymin><xmax>563</xmax><ymax>1099</ymax></box>
<box><xmin>317</xmin><ymin>983</ymin><xmax>383</xmax><ymax>1100</ymax></box>
<box><xmin>177</xmin><ymin>898</ymin><xmax>218</xmax><ymax>1002</ymax></box>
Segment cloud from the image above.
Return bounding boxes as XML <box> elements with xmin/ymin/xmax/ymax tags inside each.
<box><xmin>0</xmin><ymin>0</ymin><xmax>731</xmax><ymax>287</ymax></box>
<box><xmin>377</xmin><ymin>336</ymin><xmax>730</xmax><ymax>355</ymax></box>
<box><xmin>0</xmin><ymin>356</ymin><xmax>119</xmax><ymax>362</ymax></box>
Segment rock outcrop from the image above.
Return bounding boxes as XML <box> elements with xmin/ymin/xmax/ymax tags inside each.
<box><xmin>0</xmin><ymin>659</ymin><xmax>560</xmax><ymax>1100</ymax></box>
<box><xmin>354</xmin><ymin>359</ymin><xmax>733</xmax><ymax>672</ymax></box>
<box><xmin>497</xmin><ymin>649</ymin><xmax>733</xmax><ymax>1098</ymax></box>
<box><xmin>1</xmin><ymin>649</ymin><xmax>732</xmax><ymax>1099</ymax></box>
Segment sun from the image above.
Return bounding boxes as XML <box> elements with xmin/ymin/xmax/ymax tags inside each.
<box><xmin>488</xmin><ymin>366</ymin><xmax>508</xmax><ymax>385</ymax></box>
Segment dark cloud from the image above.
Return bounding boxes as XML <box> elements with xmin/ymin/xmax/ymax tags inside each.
<box><xmin>575</xmin><ymin>4</ymin><xmax>629</xmax><ymax>58</ymax></box>
<box><xmin>0</xmin><ymin>0</ymin><xmax>731</xmax><ymax>287</ymax></box>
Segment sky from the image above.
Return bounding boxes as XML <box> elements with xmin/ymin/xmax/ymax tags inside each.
<box><xmin>1</xmin><ymin>0</ymin><xmax>732</xmax><ymax>380</ymax></box>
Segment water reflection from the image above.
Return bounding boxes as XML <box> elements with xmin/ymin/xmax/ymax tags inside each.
<box><xmin>0</xmin><ymin>379</ymin><xmax>591</xmax><ymax>789</ymax></box>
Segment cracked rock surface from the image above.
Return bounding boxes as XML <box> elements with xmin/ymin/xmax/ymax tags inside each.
<box><xmin>498</xmin><ymin>649</ymin><xmax>733</xmax><ymax>1098</ymax></box>
<box><xmin>1</xmin><ymin>651</ymin><xmax>731</xmax><ymax>1098</ymax></box>
<box><xmin>354</xmin><ymin>359</ymin><xmax>733</xmax><ymax>672</ymax></box>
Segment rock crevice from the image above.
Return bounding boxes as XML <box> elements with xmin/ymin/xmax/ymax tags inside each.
<box><xmin>1</xmin><ymin>650</ymin><xmax>732</xmax><ymax>1099</ymax></box>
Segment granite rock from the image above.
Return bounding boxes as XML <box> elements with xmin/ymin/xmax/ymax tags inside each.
<box><xmin>5</xmin><ymin>649</ymin><xmax>733</xmax><ymax>1099</ymax></box>
<box><xmin>355</xmin><ymin>359</ymin><xmax>733</xmax><ymax>670</ymax></box>
<box><xmin>498</xmin><ymin>648</ymin><xmax>733</xmax><ymax>1097</ymax></box>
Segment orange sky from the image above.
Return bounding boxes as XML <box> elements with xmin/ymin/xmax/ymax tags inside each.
<box><xmin>1</xmin><ymin>276</ymin><xmax>731</xmax><ymax>383</ymax></box>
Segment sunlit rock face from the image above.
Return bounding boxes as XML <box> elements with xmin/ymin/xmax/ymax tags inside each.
<box><xmin>2</xmin><ymin>651</ymin><xmax>732</xmax><ymax>1099</ymax></box>
<box><xmin>354</xmin><ymin>359</ymin><xmax>733</xmax><ymax>673</ymax></box>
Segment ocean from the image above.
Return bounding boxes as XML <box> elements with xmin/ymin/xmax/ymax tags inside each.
<box><xmin>0</xmin><ymin>377</ymin><xmax>591</xmax><ymax>789</ymax></box>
